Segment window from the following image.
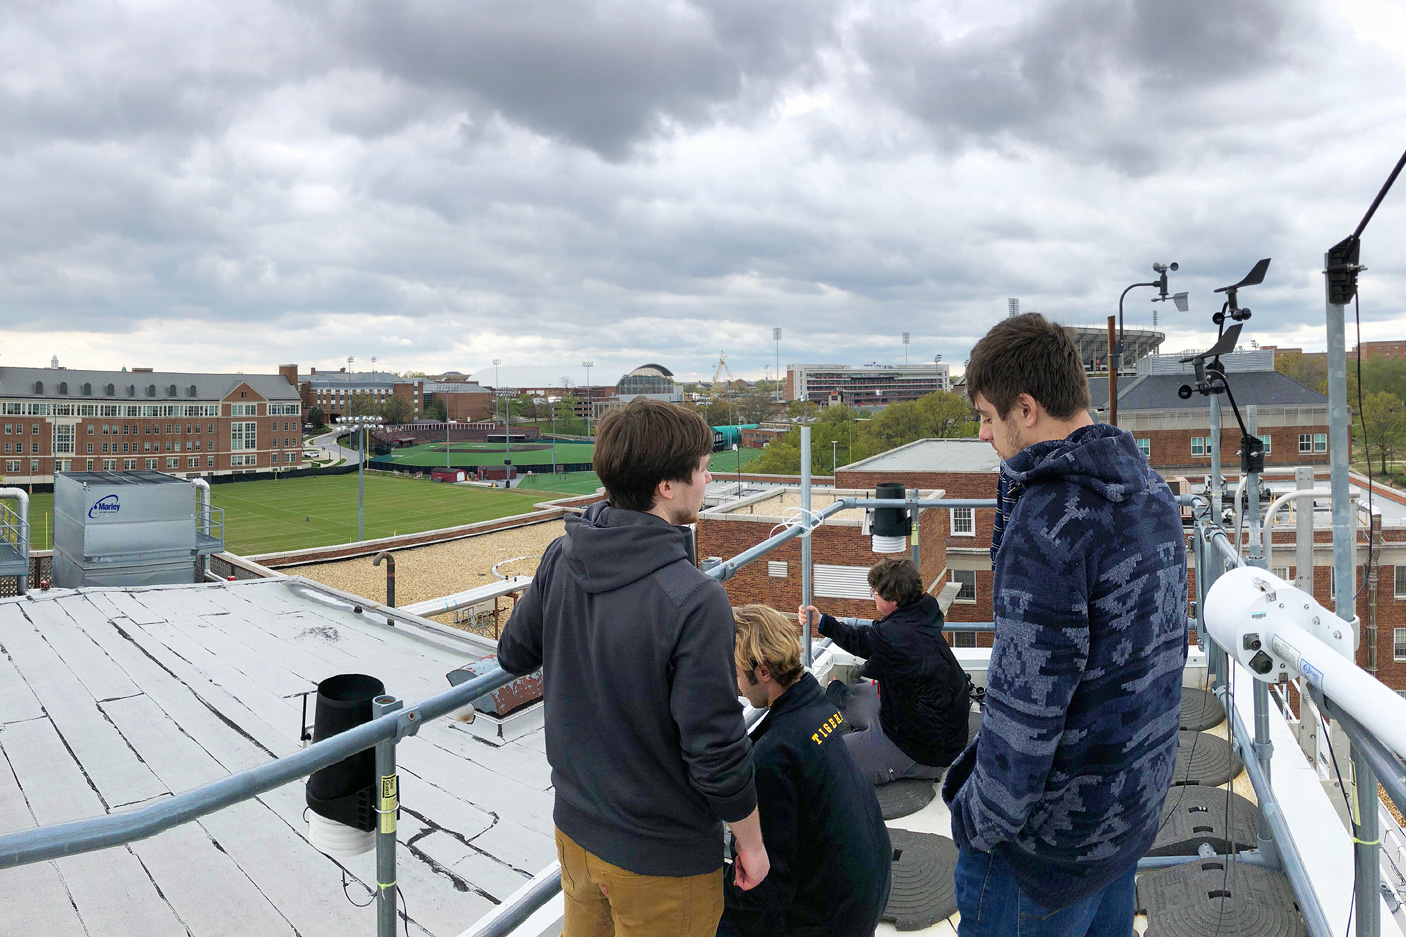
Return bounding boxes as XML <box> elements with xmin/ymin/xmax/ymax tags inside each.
<box><xmin>207</xmin><ymin>456</ymin><xmax>215</xmax><ymax>467</ymax></box>
<box><xmin>123</xmin><ymin>459</ymin><xmax>136</xmax><ymax>470</ymax></box>
<box><xmin>1136</xmin><ymin>438</ymin><xmax>1151</xmax><ymax>458</ymax></box>
<box><xmin>230</xmin><ymin>403</ymin><xmax>258</xmax><ymax>416</ymax></box>
<box><xmin>86</xmin><ymin>443</ymin><xmax>93</xmax><ymax>454</ymax></box>
<box><xmin>3</xmin><ymin>460</ymin><xmax>17</xmax><ymax>473</ymax></box>
<box><xmin>231</xmin><ymin>422</ymin><xmax>257</xmax><ymax>450</ymax></box>
<box><xmin>85</xmin><ymin>460</ymin><xmax>94</xmax><ymax>471</ymax></box>
<box><xmin>188</xmin><ymin>457</ymin><xmax>200</xmax><ymax>469</ymax></box>
<box><xmin>952</xmin><ymin>631</ymin><xmax>977</xmax><ymax>648</ymax></box>
<box><xmin>1258</xmin><ymin>434</ymin><xmax>1271</xmax><ymax>454</ymax></box>
<box><xmin>1314</xmin><ymin>433</ymin><xmax>1327</xmax><ymax>453</ymax></box>
<box><xmin>767</xmin><ymin>561</ymin><xmax>788</xmax><ymax>578</ymax></box>
<box><xmin>1299</xmin><ymin>434</ymin><xmax>1313</xmax><ymax>453</ymax></box>
<box><xmin>1191</xmin><ymin>437</ymin><xmax>1207</xmax><ymax>456</ymax></box>
<box><xmin>1395</xmin><ymin>628</ymin><xmax>1406</xmax><ymax>662</ymax></box>
<box><xmin>1396</xmin><ymin>566</ymin><xmax>1406</xmax><ymax>599</ymax></box>
<box><xmin>103</xmin><ymin>459</ymin><xmax>116</xmax><ymax>471</ymax></box>
<box><xmin>31</xmin><ymin>424</ymin><xmax>39</xmax><ymax>435</ymax></box>
<box><xmin>951</xmin><ymin>569</ymin><xmax>977</xmax><ymax>602</ymax></box>
<box><xmin>1272</xmin><ymin>566</ymin><xmax>1290</xmax><ymax>580</ymax></box>
<box><xmin>166</xmin><ymin>458</ymin><xmax>179</xmax><ymax>469</ymax></box>
<box><xmin>30</xmin><ymin>461</ymin><xmax>38</xmax><ymax>473</ymax></box>
<box><xmin>145</xmin><ymin>458</ymin><xmax>157</xmax><ymax>470</ymax></box>
<box><xmin>85</xmin><ymin>424</ymin><xmax>93</xmax><ymax>435</ymax></box>
<box><xmin>951</xmin><ymin>507</ymin><xmax>975</xmax><ymax>536</ymax></box>
<box><xmin>30</xmin><ymin>442</ymin><xmax>38</xmax><ymax>454</ymax></box>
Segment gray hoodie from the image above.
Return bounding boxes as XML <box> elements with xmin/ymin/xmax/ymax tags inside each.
<box><xmin>498</xmin><ymin>501</ymin><xmax>757</xmax><ymax>877</ymax></box>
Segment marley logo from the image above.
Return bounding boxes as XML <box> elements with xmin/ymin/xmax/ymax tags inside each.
<box><xmin>88</xmin><ymin>495</ymin><xmax>120</xmax><ymax>519</ymax></box>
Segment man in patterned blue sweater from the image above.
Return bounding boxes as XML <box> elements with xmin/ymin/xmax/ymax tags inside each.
<box><xmin>942</xmin><ymin>313</ymin><xmax>1188</xmax><ymax>937</ymax></box>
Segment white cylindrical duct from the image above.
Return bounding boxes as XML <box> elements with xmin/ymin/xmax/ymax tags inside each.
<box><xmin>870</xmin><ymin>534</ymin><xmax>908</xmax><ymax>554</ymax></box>
<box><xmin>308</xmin><ymin>812</ymin><xmax>375</xmax><ymax>857</ymax></box>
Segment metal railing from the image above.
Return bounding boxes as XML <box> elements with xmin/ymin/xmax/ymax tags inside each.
<box><xmin>0</xmin><ymin>487</ymin><xmax>30</xmax><ymax>595</ymax></box>
<box><xmin>1</xmin><ymin>478</ymin><xmax>1396</xmax><ymax>937</ymax></box>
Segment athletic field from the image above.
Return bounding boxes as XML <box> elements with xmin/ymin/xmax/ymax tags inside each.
<box><xmin>18</xmin><ymin>474</ymin><xmax>549</xmax><ymax>556</ymax></box>
<box><xmin>375</xmin><ymin>440</ymin><xmax>596</xmax><ymax>469</ymax></box>
<box><xmin>515</xmin><ymin>447</ymin><xmax>767</xmax><ymax>496</ymax></box>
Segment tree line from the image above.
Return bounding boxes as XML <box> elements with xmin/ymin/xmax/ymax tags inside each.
<box><xmin>1276</xmin><ymin>352</ymin><xmax>1406</xmax><ymax>479</ymax></box>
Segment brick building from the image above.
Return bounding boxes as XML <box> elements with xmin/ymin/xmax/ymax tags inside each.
<box><xmin>1</xmin><ymin>364</ymin><xmax>302</xmax><ymax>485</ymax></box>
<box><xmin>289</xmin><ymin>365</ymin><xmax>493</xmax><ymax>423</ymax></box>
<box><xmin>694</xmin><ymin>487</ymin><xmax>946</xmax><ymax>624</ymax></box>
<box><xmin>1088</xmin><ymin>350</ymin><xmax>1331</xmax><ymax>474</ymax></box>
<box><xmin>837</xmin><ymin>439</ymin><xmax>1002</xmax><ymax>644</ymax></box>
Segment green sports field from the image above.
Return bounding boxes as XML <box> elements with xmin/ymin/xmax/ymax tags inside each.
<box><xmin>18</xmin><ymin>474</ymin><xmax>550</xmax><ymax>556</ymax></box>
<box><xmin>374</xmin><ymin>441</ymin><xmax>596</xmax><ymax>469</ymax></box>
<box><xmin>514</xmin><ymin>448</ymin><xmax>766</xmax><ymax>496</ymax></box>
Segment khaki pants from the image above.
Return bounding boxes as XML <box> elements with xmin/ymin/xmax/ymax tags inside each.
<box><xmin>554</xmin><ymin>828</ymin><xmax>724</xmax><ymax>937</ymax></box>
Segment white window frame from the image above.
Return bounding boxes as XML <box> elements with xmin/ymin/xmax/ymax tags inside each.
<box><xmin>3</xmin><ymin>460</ymin><xmax>18</xmax><ymax>473</ymax></box>
<box><xmin>1396</xmin><ymin>565</ymin><xmax>1406</xmax><ymax>599</ymax></box>
<box><xmin>1191</xmin><ymin>436</ymin><xmax>1206</xmax><ymax>456</ymax></box>
<box><xmin>951</xmin><ymin>569</ymin><xmax>977</xmax><ymax>603</ymax></box>
<box><xmin>1395</xmin><ymin>627</ymin><xmax>1406</xmax><ymax>662</ymax></box>
<box><xmin>1136</xmin><ymin>438</ymin><xmax>1151</xmax><ymax>459</ymax></box>
<box><xmin>1258</xmin><ymin>433</ymin><xmax>1272</xmax><ymax>454</ymax></box>
<box><xmin>1314</xmin><ymin>433</ymin><xmax>1327</xmax><ymax>453</ymax></box>
<box><xmin>1299</xmin><ymin>433</ymin><xmax>1313</xmax><ymax>454</ymax></box>
<box><xmin>950</xmin><ymin>507</ymin><xmax>975</xmax><ymax>537</ymax></box>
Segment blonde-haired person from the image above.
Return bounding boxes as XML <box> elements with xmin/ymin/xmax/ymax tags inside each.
<box><xmin>719</xmin><ymin>605</ymin><xmax>891</xmax><ymax>937</ymax></box>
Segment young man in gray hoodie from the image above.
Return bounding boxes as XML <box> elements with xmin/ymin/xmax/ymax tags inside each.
<box><xmin>498</xmin><ymin>397</ymin><xmax>768</xmax><ymax>937</ymax></box>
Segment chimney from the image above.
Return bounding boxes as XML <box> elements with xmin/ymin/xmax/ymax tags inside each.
<box><xmin>279</xmin><ymin>364</ymin><xmax>299</xmax><ymax>387</ymax></box>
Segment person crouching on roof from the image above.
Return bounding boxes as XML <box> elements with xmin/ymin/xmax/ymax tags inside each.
<box><xmin>799</xmin><ymin>557</ymin><xmax>970</xmax><ymax>786</ymax></box>
<box><xmin>719</xmin><ymin>604</ymin><xmax>891</xmax><ymax>937</ymax></box>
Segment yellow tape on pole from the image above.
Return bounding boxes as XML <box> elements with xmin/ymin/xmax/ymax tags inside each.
<box><xmin>380</xmin><ymin>774</ymin><xmax>398</xmax><ymax>834</ymax></box>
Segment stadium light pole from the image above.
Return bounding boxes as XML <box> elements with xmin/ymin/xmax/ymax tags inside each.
<box><xmin>582</xmin><ymin>361</ymin><xmax>594</xmax><ymax>436</ymax></box>
<box><xmin>338</xmin><ymin>414</ymin><xmax>382</xmax><ymax>542</ymax></box>
<box><xmin>902</xmin><ymin>332</ymin><xmax>909</xmax><ymax>365</ymax></box>
<box><xmin>832</xmin><ymin>439</ymin><xmax>838</xmax><ymax>474</ymax></box>
<box><xmin>773</xmin><ymin>328</ymin><xmax>782</xmax><ymax>402</ymax></box>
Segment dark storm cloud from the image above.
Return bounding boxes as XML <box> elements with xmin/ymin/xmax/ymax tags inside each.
<box><xmin>327</xmin><ymin>0</ymin><xmax>841</xmax><ymax>159</ymax></box>
<box><xmin>852</xmin><ymin>0</ymin><xmax>1303</xmax><ymax>171</ymax></box>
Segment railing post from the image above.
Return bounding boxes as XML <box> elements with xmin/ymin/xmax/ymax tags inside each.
<box><xmin>373</xmin><ymin>696</ymin><xmax>403</xmax><ymax>937</ymax></box>
<box><xmin>1210</xmin><ymin>393</ymin><xmax>1224</xmax><ymax>522</ymax></box>
<box><xmin>908</xmin><ymin>489</ymin><xmax>920</xmax><ymax>572</ymax></box>
<box><xmin>800</xmin><ymin>425</ymin><xmax>813</xmax><ymax>667</ymax></box>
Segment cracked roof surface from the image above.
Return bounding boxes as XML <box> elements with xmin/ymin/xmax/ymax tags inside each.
<box><xmin>0</xmin><ymin>578</ymin><xmax>554</xmax><ymax>937</ymax></box>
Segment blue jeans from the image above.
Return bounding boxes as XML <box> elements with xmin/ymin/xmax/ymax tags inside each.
<box><xmin>954</xmin><ymin>849</ymin><xmax>1136</xmax><ymax>937</ymax></box>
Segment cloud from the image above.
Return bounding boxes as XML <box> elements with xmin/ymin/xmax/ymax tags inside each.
<box><xmin>0</xmin><ymin>0</ymin><xmax>1402</xmax><ymax>389</ymax></box>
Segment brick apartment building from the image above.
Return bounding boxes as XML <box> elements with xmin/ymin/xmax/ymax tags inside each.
<box><xmin>694</xmin><ymin>488</ymin><xmax>946</xmax><ymax>624</ymax></box>
<box><xmin>288</xmin><ymin>365</ymin><xmax>493</xmax><ymax>423</ymax></box>
<box><xmin>1</xmin><ymin>364</ymin><xmax>303</xmax><ymax>485</ymax></box>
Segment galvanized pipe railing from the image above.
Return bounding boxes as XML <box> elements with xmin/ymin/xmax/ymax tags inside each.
<box><xmin>0</xmin><ymin>487</ymin><xmax>30</xmax><ymax>595</ymax></box>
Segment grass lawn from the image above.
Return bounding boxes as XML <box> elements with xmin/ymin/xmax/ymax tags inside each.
<box><xmin>374</xmin><ymin>441</ymin><xmax>596</xmax><ymax>469</ymax></box>
<box><xmin>18</xmin><ymin>474</ymin><xmax>549</xmax><ymax>556</ymax></box>
<box><xmin>514</xmin><ymin>448</ymin><xmax>766</xmax><ymax>497</ymax></box>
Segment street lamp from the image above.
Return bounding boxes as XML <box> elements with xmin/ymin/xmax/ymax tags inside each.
<box><xmin>773</xmin><ymin>328</ymin><xmax>782</xmax><ymax>402</ymax></box>
<box><xmin>337</xmin><ymin>414</ymin><xmax>383</xmax><ymax>542</ymax></box>
<box><xmin>582</xmin><ymin>361</ymin><xmax>594</xmax><ymax>436</ymax></box>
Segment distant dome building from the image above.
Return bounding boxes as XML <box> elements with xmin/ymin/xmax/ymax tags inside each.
<box><xmin>616</xmin><ymin>363</ymin><xmax>681</xmax><ymax>402</ymax></box>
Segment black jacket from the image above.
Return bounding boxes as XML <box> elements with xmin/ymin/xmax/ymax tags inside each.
<box><xmin>723</xmin><ymin>674</ymin><xmax>891</xmax><ymax>937</ymax></box>
<box><xmin>819</xmin><ymin>594</ymin><xmax>969</xmax><ymax>767</ymax></box>
<box><xmin>498</xmin><ymin>502</ymin><xmax>757</xmax><ymax>877</ymax></box>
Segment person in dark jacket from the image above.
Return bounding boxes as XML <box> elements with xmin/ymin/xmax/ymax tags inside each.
<box><xmin>944</xmin><ymin>314</ymin><xmax>1187</xmax><ymax>937</ymax></box>
<box><xmin>720</xmin><ymin>605</ymin><xmax>891</xmax><ymax>937</ymax></box>
<box><xmin>498</xmin><ymin>398</ymin><xmax>768</xmax><ymax>937</ymax></box>
<box><xmin>800</xmin><ymin>556</ymin><xmax>970</xmax><ymax>786</ymax></box>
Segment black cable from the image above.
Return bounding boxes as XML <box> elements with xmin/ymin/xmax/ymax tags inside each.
<box><xmin>1318</xmin><ymin>710</ymin><xmax>1359</xmax><ymax>937</ymax></box>
<box><xmin>397</xmin><ymin>885</ymin><xmax>412</xmax><ymax>937</ymax></box>
<box><xmin>341</xmin><ymin>867</ymin><xmax>376</xmax><ymax>908</ymax></box>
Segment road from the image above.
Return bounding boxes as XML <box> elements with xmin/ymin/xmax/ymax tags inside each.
<box><xmin>307</xmin><ymin>429</ymin><xmax>360</xmax><ymax>467</ymax></box>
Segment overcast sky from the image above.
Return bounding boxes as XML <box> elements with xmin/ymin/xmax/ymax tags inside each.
<box><xmin>2</xmin><ymin>0</ymin><xmax>1404</xmax><ymax>389</ymax></box>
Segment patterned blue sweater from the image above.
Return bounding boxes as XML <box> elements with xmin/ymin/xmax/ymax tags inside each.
<box><xmin>944</xmin><ymin>423</ymin><xmax>1188</xmax><ymax>908</ymax></box>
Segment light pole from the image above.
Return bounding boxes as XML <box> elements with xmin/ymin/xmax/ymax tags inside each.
<box><xmin>492</xmin><ymin>359</ymin><xmax>501</xmax><ymax>428</ymax></box>
<box><xmin>773</xmin><ymin>328</ymin><xmax>782</xmax><ymax>402</ymax></box>
<box><xmin>581</xmin><ymin>361</ymin><xmax>594</xmax><ymax>436</ymax></box>
<box><xmin>551</xmin><ymin>402</ymin><xmax>557</xmax><ymax>475</ymax></box>
<box><xmin>902</xmin><ymin>332</ymin><xmax>909</xmax><ymax>365</ymax></box>
<box><xmin>832</xmin><ymin>439</ymin><xmax>838</xmax><ymax>474</ymax></box>
<box><xmin>338</xmin><ymin>414</ymin><xmax>382</xmax><ymax>542</ymax></box>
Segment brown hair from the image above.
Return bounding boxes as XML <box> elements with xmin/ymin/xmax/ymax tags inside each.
<box><xmin>964</xmin><ymin>313</ymin><xmax>1091</xmax><ymax>420</ymax></box>
<box><xmin>733</xmin><ymin>605</ymin><xmax>804</xmax><ymax>688</ymax></box>
<box><xmin>868</xmin><ymin>556</ymin><xmax>924</xmax><ymax>607</ymax></box>
<box><xmin>593</xmin><ymin>397</ymin><xmax>714</xmax><ymax>512</ymax></box>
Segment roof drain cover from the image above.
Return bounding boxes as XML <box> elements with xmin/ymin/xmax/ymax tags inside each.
<box><xmin>1172</xmin><ymin>730</ymin><xmax>1243</xmax><ymax>787</ymax></box>
<box><xmin>1149</xmin><ymin>786</ymin><xmax>1259</xmax><ymax>857</ymax></box>
<box><xmin>875</xmin><ymin>779</ymin><xmax>936</xmax><ymax>820</ymax></box>
<box><xmin>1137</xmin><ymin>860</ymin><xmax>1306</xmax><ymax>937</ymax></box>
<box><xmin>882</xmin><ymin>830</ymin><xmax>958</xmax><ymax>931</ymax></box>
<box><xmin>1180</xmin><ymin>687</ymin><xmax>1227</xmax><ymax>731</ymax></box>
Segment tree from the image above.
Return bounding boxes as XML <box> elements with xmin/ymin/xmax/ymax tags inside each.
<box><xmin>380</xmin><ymin>394</ymin><xmax>415</xmax><ymax>425</ymax></box>
<box><xmin>424</xmin><ymin>399</ymin><xmax>448</xmax><ymax>423</ymax></box>
<box><xmin>349</xmin><ymin>391</ymin><xmax>378</xmax><ymax>416</ymax></box>
<box><xmin>1358</xmin><ymin>391</ymin><xmax>1406</xmax><ymax>476</ymax></box>
<box><xmin>511</xmin><ymin>393</ymin><xmax>540</xmax><ymax>421</ymax></box>
<box><xmin>1275</xmin><ymin>351</ymin><xmax>1327</xmax><ymax>395</ymax></box>
<box><xmin>306</xmin><ymin>406</ymin><xmax>325</xmax><ymax>428</ymax></box>
<box><xmin>734</xmin><ymin>387</ymin><xmax>780</xmax><ymax>424</ymax></box>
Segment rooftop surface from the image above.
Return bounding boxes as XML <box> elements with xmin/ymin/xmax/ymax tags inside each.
<box><xmin>0</xmin><ymin>366</ymin><xmax>299</xmax><ymax>402</ymax></box>
<box><xmin>0</xmin><ymin>578</ymin><xmax>555</xmax><ymax>937</ymax></box>
<box><xmin>840</xmin><ymin>438</ymin><xmax>1001</xmax><ymax>475</ymax></box>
